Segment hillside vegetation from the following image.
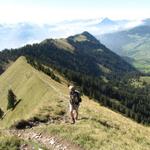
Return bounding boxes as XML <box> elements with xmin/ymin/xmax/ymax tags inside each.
<box><xmin>0</xmin><ymin>57</ymin><xmax>150</xmax><ymax>150</ymax></box>
<box><xmin>36</xmin><ymin>96</ymin><xmax>150</xmax><ymax>150</ymax></box>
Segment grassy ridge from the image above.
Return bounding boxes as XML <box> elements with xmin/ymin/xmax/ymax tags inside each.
<box><xmin>0</xmin><ymin>56</ymin><xmax>69</xmax><ymax>128</ymax></box>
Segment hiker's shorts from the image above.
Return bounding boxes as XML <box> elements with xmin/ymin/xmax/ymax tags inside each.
<box><xmin>69</xmin><ymin>103</ymin><xmax>79</xmax><ymax>112</ymax></box>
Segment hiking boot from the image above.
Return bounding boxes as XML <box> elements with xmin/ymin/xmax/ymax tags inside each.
<box><xmin>71</xmin><ymin>118</ymin><xmax>75</xmax><ymax>124</ymax></box>
<box><xmin>75</xmin><ymin>116</ymin><xmax>78</xmax><ymax>120</ymax></box>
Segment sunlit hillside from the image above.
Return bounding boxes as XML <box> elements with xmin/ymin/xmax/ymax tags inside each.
<box><xmin>0</xmin><ymin>57</ymin><xmax>150</xmax><ymax>150</ymax></box>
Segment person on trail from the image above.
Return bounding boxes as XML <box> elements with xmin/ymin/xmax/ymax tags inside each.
<box><xmin>69</xmin><ymin>85</ymin><xmax>82</xmax><ymax>124</ymax></box>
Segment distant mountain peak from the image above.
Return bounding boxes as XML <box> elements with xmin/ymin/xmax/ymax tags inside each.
<box><xmin>81</xmin><ymin>31</ymin><xmax>92</xmax><ymax>36</ymax></box>
<box><xmin>81</xmin><ymin>31</ymin><xmax>100</xmax><ymax>42</ymax></box>
<box><xmin>99</xmin><ymin>18</ymin><xmax>117</xmax><ymax>26</ymax></box>
<box><xmin>102</xmin><ymin>17</ymin><xmax>113</xmax><ymax>22</ymax></box>
<box><xmin>81</xmin><ymin>31</ymin><xmax>95</xmax><ymax>38</ymax></box>
<box><xmin>68</xmin><ymin>31</ymin><xmax>100</xmax><ymax>44</ymax></box>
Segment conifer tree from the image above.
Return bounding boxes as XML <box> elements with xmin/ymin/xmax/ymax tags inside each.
<box><xmin>0</xmin><ymin>108</ymin><xmax>4</xmax><ymax>118</ymax></box>
<box><xmin>7</xmin><ymin>89</ymin><xmax>17</xmax><ymax>110</ymax></box>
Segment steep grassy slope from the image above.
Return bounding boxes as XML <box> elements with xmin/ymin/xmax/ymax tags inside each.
<box><xmin>35</xmin><ymin>96</ymin><xmax>150</xmax><ymax>150</ymax></box>
<box><xmin>0</xmin><ymin>56</ymin><xmax>69</xmax><ymax>128</ymax></box>
<box><xmin>99</xmin><ymin>26</ymin><xmax>150</xmax><ymax>73</ymax></box>
<box><xmin>0</xmin><ymin>56</ymin><xmax>150</xmax><ymax>150</ymax></box>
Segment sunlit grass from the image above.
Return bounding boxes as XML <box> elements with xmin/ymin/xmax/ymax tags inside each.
<box><xmin>35</xmin><ymin>96</ymin><xmax>150</xmax><ymax>150</ymax></box>
<box><xmin>0</xmin><ymin>56</ymin><xmax>69</xmax><ymax>128</ymax></box>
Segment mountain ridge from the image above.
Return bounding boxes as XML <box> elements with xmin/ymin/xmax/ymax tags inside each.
<box><xmin>0</xmin><ymin>56</ymin><xmax>150</xmax><ymax>150</ymax></box>
<box><xmin>67</xmin><ymin>31</ymin><xmax>100</xmax><ymax>43</ymax></box>
<box><xmin>0</xmin><ymin>56</ymin><xmax>69</xmax><ymax>128</ymax></box>
<box><xmin>0</xmin><ymin>31</ymin><xmax>137</xmax><ymax>78</ymax></box>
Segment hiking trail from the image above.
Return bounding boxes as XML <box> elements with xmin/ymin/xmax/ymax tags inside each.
<box><xmin>3</xmin><ymin>127</ymin><xmax>83</xmax><ymax>150</ymax></box>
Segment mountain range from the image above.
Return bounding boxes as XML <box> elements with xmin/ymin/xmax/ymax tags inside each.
<box><xmin>0</xmin><ymin>31</ymin><xmax>137</xmax><ymax>78</ymax></box>
<box><xmin>0</xmin><ymin>17</ymin><xmax>144</xmax><ymax>51</ymax></box>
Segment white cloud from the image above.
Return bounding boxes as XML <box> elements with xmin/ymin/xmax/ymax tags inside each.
<box><xmin>0</xmin><ymin>3</ymin><xmax>149</xmax><ymax>24</ymax></box>
<box><xmin>124</xmin><ymin>20</ymin><xmax>144</xmax><ymax>29</ymax></box>
<box><xmin>0</xmin><ymin>1</ymin><xmax>149</xmax><ymax>50</ymax></box>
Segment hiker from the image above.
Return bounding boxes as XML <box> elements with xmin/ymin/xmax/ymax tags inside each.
<box><xmin>69</xmin><ymin>85</ymin><xmax>82</xmax><ymax>124</ymax></box>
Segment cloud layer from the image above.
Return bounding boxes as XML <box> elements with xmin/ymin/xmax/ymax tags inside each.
<box><xmin>0</xmin><ymin>18</ymin><xmax>144</xmax><ymax>50</ymax></box>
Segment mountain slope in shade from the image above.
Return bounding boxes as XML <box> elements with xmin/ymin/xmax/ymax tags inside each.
<box><xmin>143</xmin><ymin>18</ymin><xmax>150</xmax><ymax>26</ymax></box>
<box><xmin>99</xmin><ymin>25</ymin><xmax>150</xmax><ymax>73</ymax></box>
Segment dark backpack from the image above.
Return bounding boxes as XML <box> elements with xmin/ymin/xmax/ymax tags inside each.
<box><xmin>70</xmin><ymin>90</ymin><xmax>82</xmax><ymax>105</ymax></box>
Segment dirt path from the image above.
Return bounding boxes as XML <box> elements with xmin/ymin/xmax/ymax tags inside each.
<box><xmin>8</xmin><ymin>128</ymin><xmax>83</xmax><ymax>150</ymax></box>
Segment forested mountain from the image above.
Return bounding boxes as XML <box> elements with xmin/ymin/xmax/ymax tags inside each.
<box><xmin>99</xmin><ymin>25</ymin><xmax>150</xmax><ymax>73</ymax></box>
<box><xmin>0</xmin><ymin>32</ymin><xmax>150</xmax><ymax>124</ymax></box>
<box><xmin>0</xmin><ymin>31</ymin><xmax>137</xmax><ymax>78</ymax></box>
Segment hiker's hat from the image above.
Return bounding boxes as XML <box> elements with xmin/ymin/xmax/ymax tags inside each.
<box><xmin>69</xmin><ymin>85</ymin><xmax>75</xmax><ymax>91</ymax></box>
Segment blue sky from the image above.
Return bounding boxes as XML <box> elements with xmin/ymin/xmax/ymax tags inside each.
<box><xmin>0</xmin><ymin>0</ymin><xmax>150</xmax><ymax>23</ymax></box>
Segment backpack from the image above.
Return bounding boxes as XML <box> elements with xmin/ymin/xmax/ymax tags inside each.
<box><xmin>70</xmin><ymin>90</ymin><xmax>82</xmax><ymax>105</ymax></box>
